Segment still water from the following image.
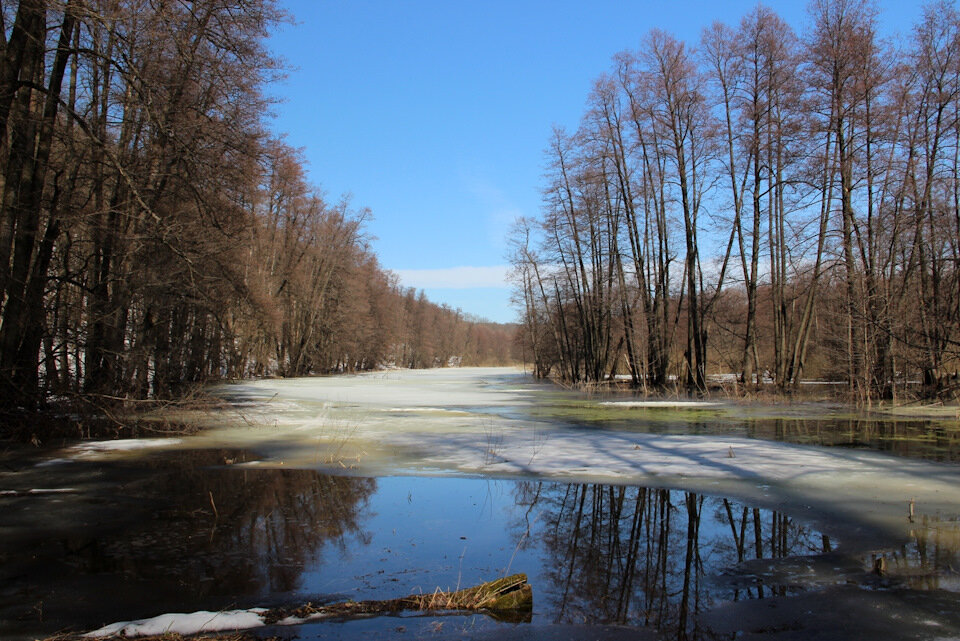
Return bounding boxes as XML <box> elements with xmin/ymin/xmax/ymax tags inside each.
<box><xmin>2</xmin><ymin>450</ymin><xmax>840</xmax><ymax>639</ymax></box>
<box><xmin>3</xmin><ymin>368</ymin><xmax>960</xmax><ymax>639</ymax></box>
<box><xmin>3</xmin><ymin>450</ymin><xmax>959</xmax><ymax>640</ymax></box>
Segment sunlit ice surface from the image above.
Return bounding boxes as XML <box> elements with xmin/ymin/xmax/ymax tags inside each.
<box><xmin>64</xmin><ymin>367</ymin><xmax>960</xmax><ymax>550</ymax></box>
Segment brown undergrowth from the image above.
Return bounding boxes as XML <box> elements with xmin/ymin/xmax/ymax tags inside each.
<box><xmin>0</xmin><ymin>386</ymin><xmax>227</xmax><ymax>447</ymax></box>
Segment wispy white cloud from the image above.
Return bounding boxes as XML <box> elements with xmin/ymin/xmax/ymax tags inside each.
<box><xmin>460</xmin><ymin>169</ymin><xmax>529</xmax><ymax>251</ymax></box>
<box><xmin>394</xmin><ymin>265</ymin><xmax>510</xmax><ymax>289</ymax></box>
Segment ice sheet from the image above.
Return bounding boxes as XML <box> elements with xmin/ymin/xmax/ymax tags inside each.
<box><xmin>63</xmin><ymin>368</ymin><xmax>960</xmax><ymax>544</ymax></box>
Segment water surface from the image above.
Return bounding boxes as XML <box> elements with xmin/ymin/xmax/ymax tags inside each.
<box><xmin>4</xmin><ymin>367</ymin><xmax>960</xmax><ymax>640</ymax></box>
<box><xmin>0</xmin><ymin>450</ymin><xmax>897</xmax><ymax>640</ymax></box>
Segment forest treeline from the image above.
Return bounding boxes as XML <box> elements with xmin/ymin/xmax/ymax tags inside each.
<box><xmin>0</xmin><ymin>0</ymin><xmax>516</xmax><ymax>412</ymax></box>
<box><xmin>510</xmin><ymin>0</ymin><xmax>960</xmax><ymax>401</ymax></box>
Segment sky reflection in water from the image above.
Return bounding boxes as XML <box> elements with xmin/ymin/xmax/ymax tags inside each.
<box><xmin>6</xmin><ymin>368</ymin><xmax>960</xmax><ymax>639</ymax></box>
<box><xmin>2</xmin><ymin>452</ymin><xmax>848</xmax><ymax>639</ymax></box>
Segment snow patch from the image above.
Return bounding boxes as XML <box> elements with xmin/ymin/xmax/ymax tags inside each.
<box><xmin>84</xmin><ymin>608</ymin><xmax>267</xmax><ymax>638</ymax></box>
<box><xmin>276</xmin><ymin>612</ymin><xmax>329</xmax><ymax>626</ymax></box>
<box><xmin>598</xmin><ymin>401</ymin><xmax>723</xmax><ymax>408</ymax></box>
<box><xmin>384</xmin><ymin>407</ymin><xmax>470</xmax><ymax>415</ymax></box>
<box><xmin>34</xmin><ymin>458</ymin><xmax>73</xmax><ymax>467</ymax></box>
<box><xmin>68</xmin><ymin>438</ymin><xmax>182</xmax><ymax>458</ymax></box>
<box><xmin>0</xmin><ymin>488</ymin><xmax>77</xmax><ymax>497</ymax></box>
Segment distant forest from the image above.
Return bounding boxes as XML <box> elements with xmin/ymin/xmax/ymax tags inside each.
<box><xmin>0</xmin><ymin>0</ymin><xmax>516</xmax><ymax>410</ymax></box>
<box><xmin>510</xmin><ymin>0</ymin><xmax>960</xmax><ymax>401</ymax></box>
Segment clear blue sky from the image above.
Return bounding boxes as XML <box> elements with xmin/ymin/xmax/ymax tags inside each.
<box><xmin>267</xmin><ymin>0</ymin><xmax>925</xmax><ymax>324</ymax></box>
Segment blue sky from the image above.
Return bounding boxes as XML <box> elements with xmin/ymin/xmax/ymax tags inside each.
<box><xmin>267</xmin><ymin>0</ymin><xmax>925</xmax><ymax>324</ymax></box>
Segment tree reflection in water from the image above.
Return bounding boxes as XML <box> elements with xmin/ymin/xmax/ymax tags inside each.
<box><xmin>513</xmin><ymin>482</ymin><xmax>828</xmax><ymax>638</ymax></box>
<box><xmin>882</xmin><ymin>514</ymin><xmax>960</xmax><ymax>591</ymax></box>
<box><xmin>748</xmin><ymin>418</ymin><xmax>960</xmax><ymax>462</ymax></box>
<box><xmin>86</xmin><ymin>452</ymin><xmax>376</xmax><ymax>600</ymax></box>
<box><xmin>8</xmin><ymin>454</ymin><xmax>957</xmax><ymax>641</ymax></box>
<box><xmin>1</xmin><ymin>450</ymin><xmax>376</xmax><ymax>637</ymax></box>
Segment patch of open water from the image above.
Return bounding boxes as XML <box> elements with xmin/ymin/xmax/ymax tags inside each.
<box><xmin>5</xmin><ymin>368</ymin><xmax>960</xmax><ymax>640</ymax></box>
<box><xmin>0</xmin><ymin>450</ymin><xmax>835</xmax><ymax>638</ymax></box>
<box><xmin>2</xmin><ymin>448</ymin><xmax>960</xmax><ymax>640</ymax></box>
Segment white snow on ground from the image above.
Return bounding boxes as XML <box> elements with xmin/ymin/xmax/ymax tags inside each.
<box><xmin>598</xmin><ymin>401</ymin><xmax>723</xmax><ymax>408</ymax></box>
<box><xmin>384</xmin><ymin>407</ymin><xmax>470</xmax><ymax>414</ymax></box>
<box><xmin>34</xmin><ymin>457</ymin><xmax>73</xmax><ymax>467</ymax></box>
<box><xmin>212</xmin><ymin>367</ymin><xmax>528</xmax><ymax>410</ymax></box>
<box><xmin>0</xmin><ymin>487</ymin><xmax>77</xmax><ymax>496</ymax></box>
<box><xmin>68</xmin><ymin>438</ymin><xmax>183</xmax><ymax>457</ymax></box>
<box><xmin>84</xmin><ymin>608</ymin><xmax>268</xmax><ymax>638</ymax></box>
<box><xmin>82</xmin><ymin>606</ymin><xmax>334</xmax><ymax>637</ymax></box>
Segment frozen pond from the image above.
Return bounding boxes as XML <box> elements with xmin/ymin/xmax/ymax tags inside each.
<box><xmin>165</xmin><ymin>367</ymin><xmax>960</xmax><ymax>543</ymax></box>
<box><xmin>4</xmin><ymin>367</ymin><xmax>960</xmax><ymax>640</ymax></box>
